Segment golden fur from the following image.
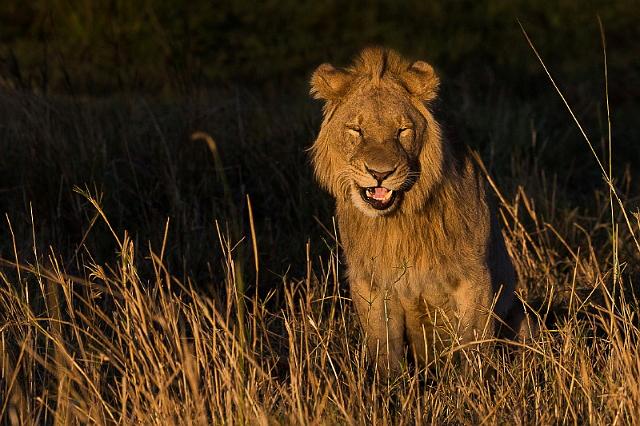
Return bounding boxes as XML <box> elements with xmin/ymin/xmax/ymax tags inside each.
<box><xmin>310</xmin><ymin>47</ymin><xmax>528</xmax><ymax>373</ymax></box>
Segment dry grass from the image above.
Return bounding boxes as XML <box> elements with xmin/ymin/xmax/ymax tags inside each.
<box><xmin>2</xmin><ymin>39</ymin><xmax>640</xmax><ymax>425</ymax></box>
<box><xmin>2</xmin><ymin>165</ymin><xmax>640</xmax><ymax>424</ymax></box>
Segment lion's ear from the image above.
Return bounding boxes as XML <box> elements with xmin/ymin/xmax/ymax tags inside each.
<box><xmin>402</xmin><ymin>61</ymin><xmax>439</xmax><ymax>102</ymax></box>
<box><xmin>310</xmin><ymin>63</ymin><xmax>354</xmax><ymax>101</ymax></box>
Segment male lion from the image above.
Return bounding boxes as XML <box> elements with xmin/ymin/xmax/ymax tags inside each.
<box><xmin>309</xmin><ymin>47</ymin><xmax>528</xmax><ymax>374</ymax></box>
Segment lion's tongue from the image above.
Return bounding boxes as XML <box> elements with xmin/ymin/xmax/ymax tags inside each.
<box><xmin>372</xmin><ymin>187</ymin><xmax>389</xmax><ymax>200</ymax></box>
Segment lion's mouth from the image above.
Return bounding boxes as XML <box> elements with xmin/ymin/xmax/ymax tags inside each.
<box><xmin>360</xmin><ymin>186</ymin><xmax>398</xmax><ymax>210</ymax></box>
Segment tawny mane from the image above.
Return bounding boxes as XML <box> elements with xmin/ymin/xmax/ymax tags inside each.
<box><xmin>349</xmin><ymin>47</ymin><xmax>406</xmax><ymax>85</ymax></box>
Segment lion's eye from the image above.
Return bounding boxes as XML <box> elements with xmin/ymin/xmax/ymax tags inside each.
<box><xmin>397</xmin><ymin>127</ymin><xmax>413</xmax><ymax>138</ymax></box>
<box><xmin>346</xmin><ymin>126</ymin><xmax>363</xmax><ymax>138</ymax></box>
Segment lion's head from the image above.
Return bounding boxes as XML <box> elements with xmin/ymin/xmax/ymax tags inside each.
<box><xmin>310</xmin><ymin>47</ymin><xmax>446</xmax><ymax>217</ymax></box>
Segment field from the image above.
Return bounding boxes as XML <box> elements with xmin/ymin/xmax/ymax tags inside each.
<box><xmin>2</xmin><ymin>5</ymin><xmax>640</xmax><ymax>425</ymax></box>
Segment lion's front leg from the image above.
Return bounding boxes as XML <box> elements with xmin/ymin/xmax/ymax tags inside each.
<box><xmin>451</xmin><ymin>272</ymin><xmax>495</xmax><ymax>349</ymax></box>
<box><xmin>350</xmin><ymin>276</ymin><xmax>405</xmax><ymax>376</ymax></box>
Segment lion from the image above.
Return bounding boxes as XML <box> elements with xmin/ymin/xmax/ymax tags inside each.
<box><xmin>309</xmin><ymin>47</ymin><xmax>529</xmax><ymax>374</ymax></box>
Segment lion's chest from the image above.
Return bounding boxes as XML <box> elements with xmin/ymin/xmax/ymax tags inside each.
<box><xmin>339</xmin><ymin>212</ymin><xmax>467</xmax><ymax>304</ymax></box>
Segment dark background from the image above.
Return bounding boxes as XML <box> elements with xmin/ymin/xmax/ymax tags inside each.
<box><xmin>0</xmin><ymin>0</ymin><xmax>638</xmax><ymax>291</ymax></box>
<box><xmin>1</xmin><ymin>1</ymin><xmax>639</xmax><ymax>97</ymax></box>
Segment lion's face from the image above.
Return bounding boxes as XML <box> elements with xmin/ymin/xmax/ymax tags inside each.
<box><xmin>327</xmin><ymin>87</ymin><xmax>426</xmax><ymax>216</ymax></box>
<box><xmin>310</xmin><ymin>48</ymin><xmax>442</xmax><ymax>217</ymax></box>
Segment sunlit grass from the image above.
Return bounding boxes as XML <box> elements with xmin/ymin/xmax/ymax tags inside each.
<box><xmin>2</xmin><ymin>171</ymin><xmax>639</xmax><ymax>424</ymax></box>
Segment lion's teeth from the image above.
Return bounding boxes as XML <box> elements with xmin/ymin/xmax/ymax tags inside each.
<box><xmin>364</xmin><ymin>187</ymin><xmax>395</xmax><ymax>203</ymax></box>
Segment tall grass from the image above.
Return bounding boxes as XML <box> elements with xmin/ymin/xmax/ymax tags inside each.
<box><xmin>2</xmin><ymin>159</ymin><xmax>639</xmax><ymax>424</ymax></box>
<box><xmin>2</xmin><ymin>45</ymin><xmax>640</xmax><ymax>425</ymax></box>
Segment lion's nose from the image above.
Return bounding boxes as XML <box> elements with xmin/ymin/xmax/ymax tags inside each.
<box><xmin>365</xmin><ymin>166</ymin><xmax>395</xmax><ymax>183</ymax></box>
